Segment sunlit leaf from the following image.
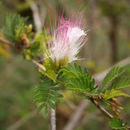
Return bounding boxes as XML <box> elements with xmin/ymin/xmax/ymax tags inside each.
<box><xmin>104</xmin><ymin>89</ymin><xmax>130</xmax><ymax>100</ymax></box>
<box><xmin>59</xmin><ymin>63</ymin><xmax>96</xmax><ymax>95</ymax></box>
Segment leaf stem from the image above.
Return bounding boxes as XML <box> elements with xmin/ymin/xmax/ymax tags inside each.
<box><xmin>51</xmin><ymin>108</ymin><xmax>56</xmax><ymax>130</ymax></box>
<box><xmin>90</xmin><ymin>97</ymin><xmax>113</xmax><ymax>119</ymax></box>
<box><xmin>32</xmin><ymin>60</ymin><xmax>46</xmax><ymax>71</ymax></box>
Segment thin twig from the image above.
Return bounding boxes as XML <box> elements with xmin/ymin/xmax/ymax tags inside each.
<box><xmin>0</xmin><ymin>38</ymin><xmax>46</xmax><ymax>71</ymax></box>
<box><xmin>63</xmin><ymin>57</ymin><xmax>130</xmax><ymax>130</ymax></box>
<box><xmin>6</xmin><ymin>57</ymin><xmax>130</xmax><ymax>130</ymax></box>
<box><xmin>94</xmin><ymin>56</ymin><xmax>130</xmax><ymax>83</ymax></box>
<box><xmin>90</xmin><ymin>98</ymin><xmax>113</xmax><ymax>119</ymax></box>
<box><xmin>27</xmin><ymin>0</ymin><xmax>42</xmax><ymax>32</ymax></box>
<box><xmin>32</xmin><ymin>59</ymin><xmax>46</xmax><ymax>71</ymax></box>
<box><xmin>7</xmin><ymin>111</ymin><xmax>36</xmax><ymax>130</ymax></box>
<box><xmin>51</xmin><ymin>108</ymin><xmax>56</xmax><ymax>130</ymax></box>
<box><xmin>63</xmin><ymin>100</ymin><xmax>90</xmax><ymax>130</ymax></box>
<box><xmin>7</xmin><ymin>108</ymin><xmax>45</xmax><ymax>130</ymax></box>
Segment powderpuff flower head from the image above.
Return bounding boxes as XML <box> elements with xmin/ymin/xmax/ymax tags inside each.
<box><xmin>46</xmin><ymin>15</ymin><xmax>87</xmax><ymax>67</ymax></box>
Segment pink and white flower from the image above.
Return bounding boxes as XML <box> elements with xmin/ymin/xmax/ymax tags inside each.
<box><xmin>47</xmin><ymin>16</ymin><xmax>87</xmax><ymax>65</ymax></box>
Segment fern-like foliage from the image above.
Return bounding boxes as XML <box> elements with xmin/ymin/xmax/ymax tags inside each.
<box><xmin>104</xmin><ymin>90</ymin><xmax>130</xmax><ymax>100</ymax></box>
<box><xmin>58</xmin><ymin>63</ymin><xmax>96</xmax><ymax>96</ymax></box>
<box><xmin>102</xmin><ymin>67</ymin><xmax>125</xmax><ymax>91</ymax></box>
<box><xmin>102</xmin><ymin>66</ymin><xmax>130</xmax><ymax>100</ymax></box>
<box><xmin>34</xmin><ymin>75</ymin><xmax>63</xmax><ymax>113</ymax></box>
<box><xmin>1</xmin><ymin>13</ymin><xmax>27</xmax><ymax>43</ymax></box>
<box><xmin>111</xmin><ymin>76</ymin><xmax>130</xmax><ymax>90</ymax></box>
<box><xmin>112</xmin><ymin>65</ymin><xmax>130</xmax><ymax>89</ymax></box>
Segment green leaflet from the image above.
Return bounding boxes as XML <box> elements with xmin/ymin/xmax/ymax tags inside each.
<box><xmin>41</xmin><ymin>58</ymin><xmax>57</xmax><ymax>82</ymax></box>
<box><xmin>101</xmin><ymin>66</ymin><xmax>130</xmax><ymax>92</ymax></box>
<box><xmin>59</xmin><ymin>63</ymin><xmax>95</xmax><ymax>94</ymax></box>
<box><xmin>59</xmin><ymin>63</ymin><xmax>83</xmax><ymax>78</ymax></box>
<box><xmin>102</xmin><ymin>67</ymin><xmax>125</xmax><ymax>91</ymax></box>
<box><xmin>33</xmin><ymin>76</ymin><xmax>63</xmax><ymax>114</ymax></box>
<box><xmin>104</xmin><ymin>89</ymin><xmax>130</xmax><ymax>100</ymax></box>
<box><xmin>109</xmin><ymin>118</ymin><xmax>128</xmax><ymax>130</ymax></box>
<box><xmin>102</xmin><ymin>66</ymin><xmax>130</xmax><ymax>100</ymax></box>
<box><xmin>1</xmin><ymin>13</ymin><xmax>27</xmax><ymax>43</ymax></box>
<box><xmin>110</xmin><ymin>76</ymin><xmax>130</xmax><ymax>90</ymax></box>
<box><xmin>41</xmin><ymin>69</ymin><xmax>57</xmax><ymax>83</ymax></box>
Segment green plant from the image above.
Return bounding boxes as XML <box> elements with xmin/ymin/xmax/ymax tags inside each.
<box><xmin>0</xmin><ymin>13</ymin><xmax>130</xmax><ymax>130</ymax></box>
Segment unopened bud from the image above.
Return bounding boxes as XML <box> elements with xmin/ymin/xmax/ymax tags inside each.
<box><xmin>21</xmin><ymin>33</ymin><xmax>30</xmax><ymax>48</ymax></box>
<box><xmin>112</xmin><ymin>98</ymin><xmax>121</xmax><ymax>106</ymax></box>
<box><xmin>28</xmin><ymin>24</ymin><xmax>33</xmax><ymax>32</ymax></box>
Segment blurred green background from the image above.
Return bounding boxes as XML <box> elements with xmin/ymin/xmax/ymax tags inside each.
<box><xmin>0</xmin><ymin>0</ymin><xmax>130</xmax><ymax>130</ymax></box>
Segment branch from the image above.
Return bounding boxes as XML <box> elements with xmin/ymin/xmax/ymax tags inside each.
<box><xmin>63</xmin><ymin>57</ymin><xmax>130</xmax><ymax>130</ymax></box>
<box><xmin>27</xmin><ymin>0</ymin><xmax>42</xmax><ymax>32</ymax></box>
<box><xmin>32</xmin><ymin>59</ymin><xmax>46</xmax><ymax>71</ymax></box>
<box><xmin>27</xmin><ymin>2</ymin><xmax>56</xmax><ymax>129</ymax></box>
<box><xmin>0</xmin><ymin>38</ymin><xmax>46</xmax><ymax>72</ymax></box>
<box><xmin>63</xmin><ymin>100</ymin><xmax>90</xmax><ymax>130</ymax></box>
<box><xmin>7</xmin><ymin>111</ymin><xmax>36</xmax><ymax>130</ymax></box>
<box><xmin>90</xmin><ymin>98</ymin><xmax>113</xmax><ymax>119</ymax></box>
<box><xmin>51</xmin><ymin>108</ymin><xmax>56</xmax><ymax>130</ymax></box>
<box><xmin>7</xmin><ymin>57</ymin><xmax>130</xmax><ymax>130</ymax></box>
<box><xmin>94</xmin><ymin>56</ymin><xmax>130</xmax><ymax>83</ymax></box>
<box><xmin>7</xmin><ymin>109</ymin><xmax>45</xmax><ymax>130</ymax></box>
